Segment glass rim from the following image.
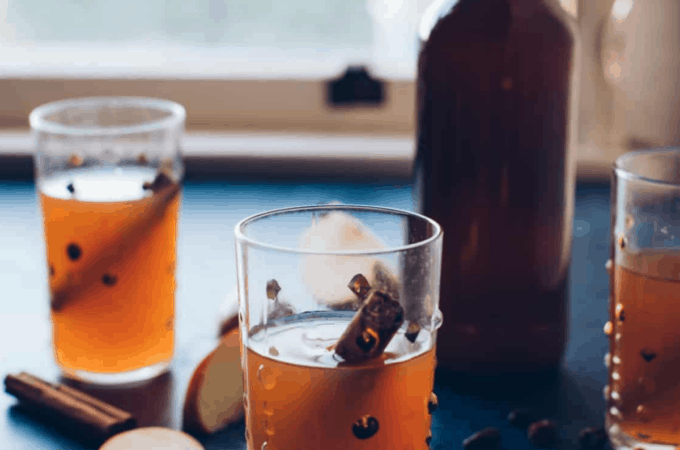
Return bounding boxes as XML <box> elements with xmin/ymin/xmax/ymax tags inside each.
<box><xmin>234</xmin><ymin>204</ymin><xmax>443</xmax><ymax>256</ymax></box>
<box><xmin>613</xmin><ymin>148</ymin><xmax>680</xmax><ymax>188</ymax></box>
<box><xmin>29</xmin><ymin>96</ymin><xmax>186</xmax><ymax>137</ymax></box>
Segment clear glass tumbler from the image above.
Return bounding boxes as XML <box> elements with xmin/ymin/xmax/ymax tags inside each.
<box><xmin>30</xmin><ymin>97</ymin><xmax>185</xmax><ymax>385</ymax></box>
<box><xmin>607</xmin><ymin>149</ymin><xmax>680</xmax><ymax>449</ymax></box>
<box><xmin>235</xmin><ymin>205</ymin><xmax>443</xmax><ymax>450</ymax></box>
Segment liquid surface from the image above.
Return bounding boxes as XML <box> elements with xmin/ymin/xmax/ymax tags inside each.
<box><xmin>41</xmin><ymin>167</ymin><xmax>179</xmax><ymax>373</ymax></box>
<box><xmin>608</xmin><ymin>250</ymin><xmax>680</xmax><ymax>444</ymax></box>
<box><xmin>244</xmin><ymin>316</ymin><xmax>436</xmax><ymax>450</ymax></box>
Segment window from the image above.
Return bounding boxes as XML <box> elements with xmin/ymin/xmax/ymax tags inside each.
<box><xmin>0</xmin><ymin>0</ymin><xmax>612</xmax><ymax>181</ymax></box>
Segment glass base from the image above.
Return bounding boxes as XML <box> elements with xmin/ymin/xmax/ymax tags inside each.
<box><xmin>59</xmin><ymin>359</ymin><xmax>171</xmax><ymax>386</ymax></box>
<box><xmin>607</xmin><ymin>419</ymin><xmax>677</xmax><ymax>450</ymax></box>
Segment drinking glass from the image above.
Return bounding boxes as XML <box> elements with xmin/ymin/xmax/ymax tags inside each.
<box><xmin>235</xmin><ymin>205</ymin><xmax>443</xmax><ymax>449</ymax></box>
<box><xmin>31</xmin><ymin>97</ymin><xmax>185</xmax><ymax>385</ymax></box>
<box><xmin>607</xmin><ymin>149</ymin><xmax>680</xmax><ymax>449</ymax></box>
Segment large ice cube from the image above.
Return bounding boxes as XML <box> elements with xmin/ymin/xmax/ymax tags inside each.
<box><xmin>300</xmin><ymin>210</ymin><xmax>391</xmax><ymax>306</ymax></box>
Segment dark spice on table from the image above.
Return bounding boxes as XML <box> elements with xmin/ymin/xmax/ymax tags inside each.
<box><xmin>463</xmin><ymin>427</ymin><xmax>501</xmax><ymax>450</ymax></box>
<box><xmin>528</xmin><ymin>420</ymin><xmax>557</xmax><ymax>448</ymax></box>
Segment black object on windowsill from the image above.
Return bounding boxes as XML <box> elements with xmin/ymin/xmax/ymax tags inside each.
<box><xmin>326</xmin><ymin>66</ymin><xmax>385</xmax><ymax>107</ymax></box>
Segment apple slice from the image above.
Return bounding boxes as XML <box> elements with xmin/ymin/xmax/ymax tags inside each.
<box><xmin>182</xmin><ymin>325</ymin><xmax>244</xmax><ymax>436</ymax></box>
<box><xmin>100</xmin><ymin>427</ymin><xmax>204</xmax><ymax>450</ymax></box>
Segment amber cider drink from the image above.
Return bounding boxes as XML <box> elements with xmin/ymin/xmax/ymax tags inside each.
<box><xmin>243</xmin><ymin>313</ymin><xmax>437</xmax><ymax>450</ymax></box>
<box><xmin>607</xmin><ymin>249</ymin><xmax>680</xmax><ymax>445</ymax></box>
<box><xmin>40</xmin><ymin>167</ymin><xmax>179</xmax><ymax>377</ymax></box>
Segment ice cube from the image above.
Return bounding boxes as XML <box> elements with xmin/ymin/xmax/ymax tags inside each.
<box><xmin>300</xmin><ymin>210</ymin><xmax>392</xmax><ymax>305</ymax></box>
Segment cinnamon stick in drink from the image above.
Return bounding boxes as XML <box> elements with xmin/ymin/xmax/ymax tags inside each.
<box><xmin>50</xmin><ymin>172</ymin><xmax>180</xmax><ymax>311</ymax></box>
<box><xmin>334</xmin><ymin>286</ymin><xmax>404</xmax><ymax>364</ymax></box>
<box><xmin>4</xmin><ymin>372</ymin><xmax>136</xmax><ymax>444</ymax></box>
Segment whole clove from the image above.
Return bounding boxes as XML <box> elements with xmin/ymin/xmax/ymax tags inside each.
<box><xmin>142</xmin><ymin>172</ymin><xmax>174</xmax><ymax>192</ymax></box>
<box><xmin>348</xmin><ymin>274</ymin><xmax>371</xmax><ymax>300</ymax></box>
<box><xmin>527</xmin><ymin>420</ymin><xmax>557</xmax><ymax>448</ymax></box>
<box><xmin>405</xmin><ymin>322</ymin><xmax>421</xmax><ymax>343</ymax></box>
<box><xmin>352</xmin><ymin>415</ymin><xmax>379</xmax><ymax>440</ymax></box>
<box><xmin>67</xmin><ymin>243</ymin><xmax>82</xmax><ymax>261</ymax></box>
<box><xmin>640</xmin><ymin>349</ymin><xmax>657</xmax><ymax>362</ymax></box>
<box><xmin>266</xmin><ymin>279</ymin><xmax>281</xmax><ymax>301</ymax></box>
<box><xmin>462</xmin><ymin>427</ymin><xmax>501</xmax><ymax>450</ymax></box>
<box><xmin>102</xmin><ymin>274</ymin><xmax>118</xmax><ymax>286</ymax></box>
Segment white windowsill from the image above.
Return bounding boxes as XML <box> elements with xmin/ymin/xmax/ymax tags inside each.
<box><xmin>0</xmin><ymin>130</ymin><xmax>416</xmax><ymax>178</ymax></box>
<box><xmin>0</xmin><ymin>129</ymin><xmax>617</xmax><ymax>181</ymax></box>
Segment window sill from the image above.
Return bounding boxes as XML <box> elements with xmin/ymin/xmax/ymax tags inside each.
<box><xmin>0</xmin><ymin>129</ymin><xmax>618</xmax><ymax>181</ymax></box>
<box><xmin>0</xmin><ymin>130</ymin><xmax>415</xmax><ymax>179</ymax></box>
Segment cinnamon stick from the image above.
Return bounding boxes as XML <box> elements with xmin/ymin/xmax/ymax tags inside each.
<box><xmin>50</xmin><ymin>174</ymin><xmax>180</xmax><ymax>311</ymax></box>
<box><xmin>334</xmin><ymin>288</ymin><xmax>404</xmax><ymax>364</ymax></box>
<box><xmin>4</xmin><ymin>372</ymin><xmax>137</xmax><ymax>444</ymax></box>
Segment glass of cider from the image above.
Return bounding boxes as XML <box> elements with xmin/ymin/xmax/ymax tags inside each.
<box><xmin>607</xmin><ymin>149</ymin><xmax>680</xmax><ymax>449</ymax></box>
<box><xmin>235</xmin><ymin>205</ymin><xmax>443</xmax><ymax>450</ymax></box>
<box><xmin>31</xmin><ymin>97</ymin><xmax>185</xmax><ymax>385</ymax></box>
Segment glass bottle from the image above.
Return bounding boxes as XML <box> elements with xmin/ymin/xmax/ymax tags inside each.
<box><xmin>414</xmin><ymin>0</ymin><xmax>581</xmax><ymax>371</ymax></box>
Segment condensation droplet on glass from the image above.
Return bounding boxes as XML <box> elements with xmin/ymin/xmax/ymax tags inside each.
<box><xmin>604</xmin><ymin>353</ymin><xmax>611</xmax><ymax>368</ymax></box>
<box><xmin>609</xmin><ymin>423</ymin><xmax>621</xmax><ymax>435</ymax></box>
<box><xmin>604</xmin><ymin>321</ymin><xmax>613</xmax><ymax>336</ymax></box>
<box><xmin>263</xmin><ymin>401</ymin><xmax>274</xmax><ymax>417</ymax></box>
<box><xmin>611</xmin><ymin>390</ymin><xmax>621</xmax><ymax>401</ymax></box>
<box><xmin>615</xmin><ymin>303</ymin><xmax>624</xmax><ymax>321</ymax></box>
<box><xmin>262</xmin><ymin>442</ymin><xmax>268</xmax><ymax>450</ymax></box>
<box><xmin>257</xmin><ymin>364</ymin><xmax>278</xmax><ymax>390</ymax></box>
<box><xmin>636</xmin><ymin>405</ymin><xmax>650</xmax><ymax>423</ymax></box>
<box><xmin>625</xmin><ymin>215</ymin><xmax>634</xmax><ymax>230</ymax></box>
<box><xmin>603</xmin><ymin>384</ymin><xmax>611</xmax><ymax>400</ymax></box>
<box><xmin>609</xmin><ymin>406</ymin><xmax>622</xmax><ymax>418</ymax></box>
<box><xmin>612</xmin><ymin>355</ymin><xmax>621</xmax><ymax>365</ymax></box>
<box><xmin>612</xmin><ymin>371</ymin><xmax>621</xmax><ymax>381</ymax></box>
<box><xmin>615</xmin><ymin>333</ymin><xmax>622</xmax><ymax>342</ymax></box>
<box><xmin>265</xmin><ymin>418</ymin><xmax>275</xmax><ymax>436</ymax></box>
<box><xmin>605</xmin><ymin>259</ymin><xmax>613</xmax><ymax>272</ymax></box>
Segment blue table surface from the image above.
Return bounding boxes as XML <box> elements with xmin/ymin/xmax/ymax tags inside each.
<box><xmin>0</xmin><ymin>178</ymin><xmax>611</xmax><ymax>450</ymax></box>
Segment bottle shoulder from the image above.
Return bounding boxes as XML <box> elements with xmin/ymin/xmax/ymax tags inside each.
<box><xmin>418</xmin><ymin>0</ymin><xmax>577</xmax><ymax>47</ymax></box>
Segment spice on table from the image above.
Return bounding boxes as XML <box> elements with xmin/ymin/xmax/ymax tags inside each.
<box><xmin>462</xmin><ymin>427</ymin><xmax>501</xmax><ymax>450</ymax></box>
<box><xmin>4</xmin><ymin>372</ymin><xmax>136</xmax><ymax>445</ymax></box>
<box><xmin>528</xmin><ymin>419</ymin><xmax>557</xmax><ymax>448</ymax></box>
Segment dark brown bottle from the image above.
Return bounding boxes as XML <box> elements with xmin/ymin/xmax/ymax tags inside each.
<box><xmin>414</xmin><ymin>0</ymin><xmax>580</xmax><ymax>371</ymax></box>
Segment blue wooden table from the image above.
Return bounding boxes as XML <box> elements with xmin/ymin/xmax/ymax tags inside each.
<box><xmin>0</xmin><ymin>178</ymin><xmax>611</xmax><ymax>450</ymax></box>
